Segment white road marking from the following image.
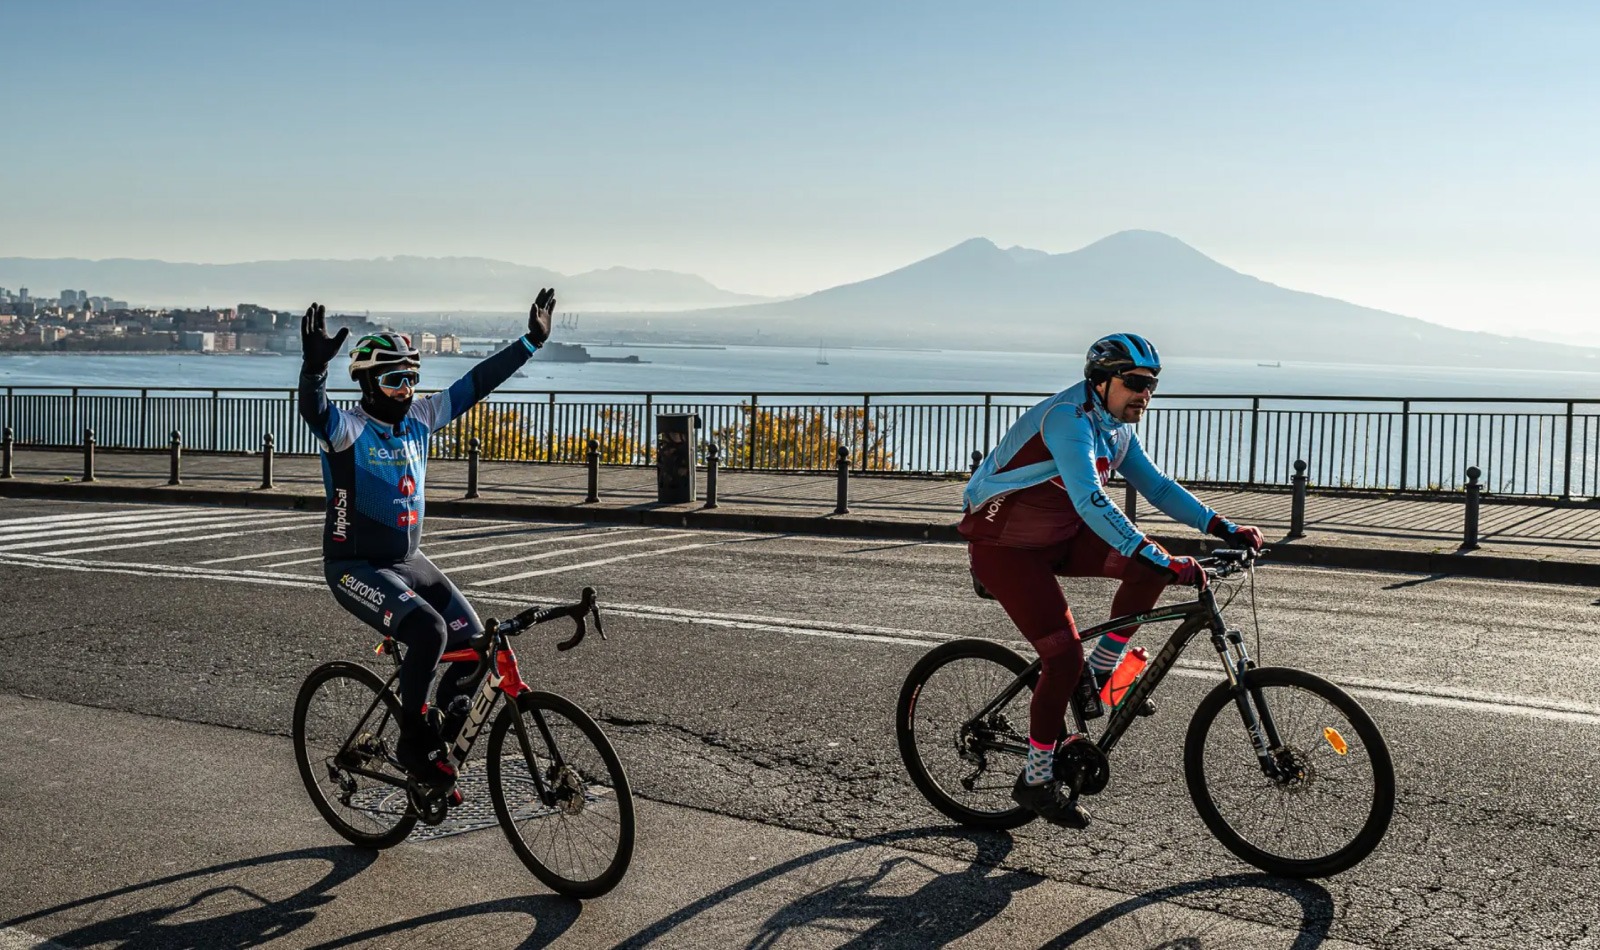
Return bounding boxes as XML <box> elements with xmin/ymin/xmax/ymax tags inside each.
<box><xmin>445</xmin><ymin>531</ymin><xmax>700</xmax><ymax>576</ymax></box>
<box><xmin>70</xmin><ymin>520</ymin><xmax>329</xmax><ymax>555</ymax></box>
<box><xmin>250</xmin><ymin>520</ymin><xmax>586</xmax><ymax>568</ymax></box>
<box><xmin>0</xmin><ymin>513</ymin><xmax>322</xmax><ymax>553</ymax></box>
<box><xmin>0</xmin><ymin>508</ymin><xmax>275</xmax><ymax>543</ymax></box>
<box><xmin>424</xmin><ymin>526</ymin><xmax>650</xmax><ymax>561</ymax></box>
<box><xmin>4</xmin><ymin>550</ymin><xmax>1599</xmax><ymax>726</ymax></box>
<box><xmin>0</xmin><ymin>506</ymin><xmax>173</xmax><ymax>527</ymax></box>
<box><xmin>473</xmin><ymin>535</ymin><xmax>766</xmax><ymax>584</ymax></box>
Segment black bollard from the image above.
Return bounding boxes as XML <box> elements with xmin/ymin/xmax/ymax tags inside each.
<box><xmin>2</xmin><ymin>426</ymin><xmax>12</xmax><ymax>479</ymax></box>
<box><xmin>82</xmin><ymin>428</ymin><xmax>96</xmax><ymax>482</ymax></box>
<box><xmin>169</xmin><ymin>430</ymin><xmax>183</xmax><ymax>486</ymax></box>
<box><xmin>970</xmin><ymin>449</ymin><xmax>984</xmax><ymax>474</ymax></box>
<box><xmin>1124</xmin><ymin>481</ymin><xmax>1138</xmax><ymax>523</ymax></box>
<box><xmin>261</xmin><ymin>433</ymin><xmax>275</xmax><ymax>489</ymax></box>
<box><xmin>466</xmin><ymin>437</ymin><xmax>481</xmax><ymax>499</ymax></box>
<box><xmin>834</xmin><ymin>445</ymin><xmax>850</xmax><ymax>515</ymax></box>
<box><xmin>703</xmin><ymin>442</ymin><xmax>720</xmax><ymax>509</ymax></box>
<box><xmin>586</xmin><ymin>438</ymin><xmax>600</xmax><ymax>503</ymax></box>
<box><xmin>1463</xmin><ymin>466</ymin><xmax>1482</xmax><ymax>551</ymax></box>
<box><xmin>1289</xmin><ymin>459</ymin><xmax>1308</xmax><ymax>538</ymax></box>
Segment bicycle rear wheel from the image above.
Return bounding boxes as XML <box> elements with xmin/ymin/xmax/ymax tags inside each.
<box><xmin>1184</xmin><ymin>666</ymin><xmax>1395</xmax><ymax>878</ymax></box>
<box><xmin>896</xmin><ymin>638</ymin><xmax>1037</xmax><ymax>830</ymax></box>
<box><xmin>292</xmin><ymin>661</ymin><xmax>417</xmax><ymax>849</ymax></box>
<box><xmin>487</xmin><ymin>691</ymin><xmax>635</xmax><ymax>899</ymax></box>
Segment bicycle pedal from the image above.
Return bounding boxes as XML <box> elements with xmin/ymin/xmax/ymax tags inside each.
<box><xmin>447</xmin><ymin>788</ymin><xmax>464</xmax><ymax>807</ymax></box>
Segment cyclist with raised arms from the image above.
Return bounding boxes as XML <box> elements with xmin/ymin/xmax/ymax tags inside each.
<box><xmin>960</xmin><ymin>333</ymin><xmax>1263</xmax><ymax>829</ymax></box>
<box><xmin>297</xmin><ymin>290</ymin><xmax>556</xmax><ymax>788</ymax></box>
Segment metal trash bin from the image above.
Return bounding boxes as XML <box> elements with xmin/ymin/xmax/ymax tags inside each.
<box><xmin>656</xmin><ymin>413</ymin><xmax>701</xmax><ymax>503</ymax></box>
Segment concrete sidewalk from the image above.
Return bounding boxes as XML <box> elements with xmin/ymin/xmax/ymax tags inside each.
<box><xmin>3</xmin><ymin>446</ymin><xmax>1599</xmax><ymax>583</ymax></box>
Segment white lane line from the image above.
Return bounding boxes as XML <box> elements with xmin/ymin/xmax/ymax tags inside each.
<box><xmin>70</xmin><ymin>520</ymin><xmax>329</xmax><ymax>555</ymax></box>
<box><xmin>473</xmin><ymin>535</ymin><xmax>763</xmax><ymax>585</ymax></box>
<box><xmin>444</xmin><ymin>532</ymin><xmax>700</xmax><ymax>576</ymax></box>
<box><xmin>0</xmin><ymin>506</ymin><xmax>170</xmax><ymax>527</ymax></box>
<box><xmin>0</xmin><ymin>513</ymin><xmax>322</xmax><ymax>553</ymax></box>
<box><xmin>249</xmin><ymin>520</ymin><xmax>591</xmax><ymax>568</ymax></box>
<box><xmin>425</xmin><ymin>526</ymin><xmax>650</xmax><ymax>561</ymax></box>
<box><xmin>0</xmin><ymin>509</ymin><xmax>275</xmax><ymax>543</ymax></box>
<box><xmin>5</xmin><ymin>551</ymin><xmax>1600</xmax><ymax>727</ymax></box>
<box><xmin>0</xmin><ymin>925</ymin><xmax>71</xmax><ymax>949</ymax></box>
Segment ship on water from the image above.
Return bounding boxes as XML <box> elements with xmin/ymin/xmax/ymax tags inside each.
<box><xmin>540</xmin><ymin>341</ymin><xmax>646</xmax><ymax>364</ymax></box>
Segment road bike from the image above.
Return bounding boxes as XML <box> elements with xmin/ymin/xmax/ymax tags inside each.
<box><xmin>292</xmin><ymin>586</ymin><xmax>635</xmax><ymax>899</ymax></box>
<box><xmin>897</xmin><ymin>549</ymin><xmax>1395</xmax><ymax>878</ymax></box>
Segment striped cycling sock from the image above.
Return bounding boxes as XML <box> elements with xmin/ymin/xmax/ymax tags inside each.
<box><xmin>1024</xmin><ymin>736</ymin><xmax>1054</xmax><ymax>785</ymax></box>
<box><xmin>1087</xmin><ymin>631</ymin><xmax>1131</xmax><ymax>676</ymax></box>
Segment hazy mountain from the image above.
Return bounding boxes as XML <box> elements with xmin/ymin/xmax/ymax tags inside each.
<box><xmin>0</xmin><ymin>255</ymin><xmax>772</xmax><ymax>312</ymax></box>
<box><xmin>600</xmin><ymin>231</ymin><xmax>1600</xmax><ymax>369</ymax></box>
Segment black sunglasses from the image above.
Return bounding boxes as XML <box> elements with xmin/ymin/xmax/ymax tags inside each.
<box><xmin>1114</xmin><ymin>373</ymin><xmax>1159</xmax><ymax>394</ymax></box>
<box><xmin>377</xmin><ymin>369</ymin><xmax>419</xmax><ymax>390</ymax></box>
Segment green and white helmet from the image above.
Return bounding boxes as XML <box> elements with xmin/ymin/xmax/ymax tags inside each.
<box><xmin>347</xmin><ymin>332</ymin><xmax>420</xmax><ymax>380</ymax></box>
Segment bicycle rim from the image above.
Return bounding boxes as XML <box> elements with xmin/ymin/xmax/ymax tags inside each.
<box><xmin>1185</xmin><ymin>667</ymin><xmax>1394</xmax><ymax>877</ymax></box>
<box><xmin>293</xmin><ymin>662</ymin><xmax>417</xmax><ymax>848</ymax></box>
<box><xmin>897</xmin><ymin>639</ymin><xmax>1035</xmax><ymax>829</ymax></box>
<box><xmin>488</xmin><ymin>691</ymin><xmax>634</xmax><ymax>899</ymax></box>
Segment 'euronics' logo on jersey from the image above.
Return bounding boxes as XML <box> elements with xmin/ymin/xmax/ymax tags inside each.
<box><xmin>339</xmin><ymin>573</ymin><xmax>385</xmax><ymax>611</ymax></box>
<box><xmin>367</xmin><ymin>443</ymin><xmax>421</xmax><ymax>466</ymax></box>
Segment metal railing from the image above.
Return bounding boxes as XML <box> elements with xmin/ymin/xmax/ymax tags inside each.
<box><xmin>6</xmin><ymin>386</ymin><xmax>1600</xmax><ymax>500</ymax></box>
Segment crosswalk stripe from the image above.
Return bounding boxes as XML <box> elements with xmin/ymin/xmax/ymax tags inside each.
<box><xmin>70</xmin><ymin>520</ymin><xmax>330</xmax><ymax>555</ymax></box>
<box><xmin>0</xmin><ymin>513</ymin><xmax>322</xmax><ymax>553</ymax></box>
<box><xmin>0</xmin><ymin>506</ymin><xmax>162</xmax><ymax>527</ymax></box>
<box><xmin>0</xmin><ymin>509</ymin><xmax>274</xmax><ymax>543</ymax></box>
<box><xmin>473</xmin><ymin>535</ymin><xmax>761</xmax><ymax>585</ymax></box>
<box><xmin>443</xmin><ymin>532</ymin><xmax>699</xmax><ymax>575</ymax></box>
<box><xmin>204</xmin><ymin>519</ymin><xmax>559</xmax><ymax>565</ymax></box>
<box><xmin>425</xmin><ymin>526</ymin><xmax>649</xmax><ymax>561</ymax></box>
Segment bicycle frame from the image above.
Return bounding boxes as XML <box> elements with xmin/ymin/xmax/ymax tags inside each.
<box><xmin>966</xmin><ymin>572</ymin><xmax>1292</xmax><ymax>777</ymax></box>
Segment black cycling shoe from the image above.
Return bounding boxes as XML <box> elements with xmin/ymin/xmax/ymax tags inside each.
<box><xmin>397</xmin><ymin>715</ymin><xmax>458</xmax><ymax>789</ymax></box>
<box><xmin>1011</xmin><ymin>774</ymin><xmax>1091</xmax><ymax>829</ymax></box>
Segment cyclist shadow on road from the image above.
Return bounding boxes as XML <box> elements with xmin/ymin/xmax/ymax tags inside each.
<box><xmin>0</xmin><ymin>844</ymin><xmax>581</xmax><ymax>950</ymax></box>
<box><xmin>1038</xmin><ymin>872</ymin><xmax>1336</xmax><ymax>950</ymax></box>
<box><xmin>611</xmin><ymin>826</ymin><xmax>1039</xmax><ymax>948</ymax></box>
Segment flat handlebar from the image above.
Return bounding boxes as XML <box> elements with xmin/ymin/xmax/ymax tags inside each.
<box><xmin>1201</xmin><ymin>547</ymin><xmax>1265</xmax><ymax>579</ymax></box>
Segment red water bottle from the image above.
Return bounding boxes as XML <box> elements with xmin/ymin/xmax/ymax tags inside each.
<box><xmin>1100</xmin><ymin>647</ymin><xmax>1149</xmax><ymax>707</ymax></box>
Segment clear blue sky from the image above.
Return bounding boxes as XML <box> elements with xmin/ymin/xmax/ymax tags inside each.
<box><xmin>4</xmin><ymin>2</ymin><xmax>1598</xmax><ymax>341</ymax></box>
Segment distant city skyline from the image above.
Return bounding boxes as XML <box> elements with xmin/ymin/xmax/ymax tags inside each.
<box><xmin>3</xmin><ymin>2</ymin><xmax>1598</xmax><ymax>344</ymax></box>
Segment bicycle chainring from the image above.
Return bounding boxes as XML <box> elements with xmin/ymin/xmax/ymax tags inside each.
<box><xmin>1055</xmin><ymin>739</ymin><xmax>1111</xmax><ymax>796</ymax></box>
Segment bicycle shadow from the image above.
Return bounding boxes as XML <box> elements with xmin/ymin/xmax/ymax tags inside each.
<box><xmin>1038</xmin><ymin>872</ymin><xmax>1336</xmax><ymax>950</ymax></box>
<box><xmin>1</xmin><ymin>845</ymin><xmax>580</xmax><ymax>949</ymax></box>
<box><xmin>611</xmin><ymin>826</ymin><xmax>1038</xmax><ymax>948</ymax></box>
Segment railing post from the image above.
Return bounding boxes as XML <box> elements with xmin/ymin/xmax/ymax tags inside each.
<box><xmin>747</xmin><ymin>394</ymin><xmax>759</xmax><ymax>471</ymax></box>
<box><xmin>169</xmin><ymin>430</ymin><xmax>182</xmax><ymax>486</ymax></box>
<box><xmin>1</xmin><ymin>426</ymin><xmax>12</xmax><ymax>479</ymax></box>
<box><xmin>983</xmin><ymin>394</ymin><xmax>993</xmax><ymax>459</ymax></box>
<box><xmin>586</xmin><ymin>438</ymin><xmax>600</xmax><ymax>503</ymax></box>
<box><xmin>644</xmin><ymin>393</ymin><xmax>654</xmax><ymax>466</ymax></box>
<box><xmin>1463</xmin><ymin>466</ymin><xmax>1482</xmax><ymax>550</ymax></box>
<box><xmin>1289</xmin><ymin>459</ymin><xmax>1308</xmax><ymax>538</ymax></box>
<box><xmin>834</xmin><ymin>445</ymin><xmax>850</xmax><ymax>515</ymax></box>
<box><xmin>260</xmin><ymin>433</ymin><xmax>275</xmax><ymax>489</ymax></box>
<box><xmin>1563</xmin><ymin>401</ymin><xmax>1575</xmax><ymax>501</ymax></box>
<box><xmin>82</xmin><ymin>428</ymin><xmax>96</xmax><ymax>482</ymax></box>
<box><xmin>860</xmin><ymin>394</ymin><xmax>871</xmax><ymax>472</ymax></box>
<box><xmin>466</xmin><ymin>437</ymin><xmax>481</xmax><ymax>499</ymax></box>
<box><xmin>970</xmin><ymin>449</ymin><xmax>983</xmax><ymax>474</ymax></box>
<box><xmin>210</xmin><ymin>389</ymin><xmax>220</xmax><ymax>451</ymax></box>
<box><xmin>1247</xmin><ymin>397</ymin><xmax>1261</xmax><ymax>485</ymax></box>
<box><xmin>1398</xmin><ymin>400</ymin><xmax>1411</xmax><ymax>493</ymax></box>
<box><xmin>545</xmin><ymin>393</ymin><xmax>556</xmax><ymax>463</ymax></box>
<box><xmin>703</xmin><ymin>441</ymin><xmax>720</xmax><ymax>509</ymax></box>
<box><xmin>139</xmin><ymin>388</ymin><xmax>149</xmax><ymax>449</ymax></box>
<box><xmin>1124</xmin><ymin>481</ymin><xmax>1137</xmax><ymax>523</ymax></box>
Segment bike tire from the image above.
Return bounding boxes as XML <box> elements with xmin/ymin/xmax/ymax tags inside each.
<box><xmin>487</xmin><ymin>690</ymin><xmax>635</xmax><ymax>899</ymax></box>
<box><xmin>1184</xmin><ymin>666</ymin><xmax>1395</xmax><ymax>878</ymax></box>
<box><xmin>292</xmin><ymin>661</ymin><xmax>418</xmax><ymax>849</ymax></box>
<box><xmin>896</xmin><ymin>638</ymin><xmax>1037</xmax><ymax>830</ymax></box>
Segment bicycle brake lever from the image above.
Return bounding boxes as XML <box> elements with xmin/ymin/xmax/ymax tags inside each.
<box><xmin>591</xmin><ymin>605</ymin><xmax>606</xmax><ymax>640</ymax></box>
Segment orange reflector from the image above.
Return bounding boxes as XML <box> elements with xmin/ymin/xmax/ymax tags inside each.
<box><xmin>1323</xmin><ymin>727</ymin><xmax>1348</xmax><ymax>755</ymax></box>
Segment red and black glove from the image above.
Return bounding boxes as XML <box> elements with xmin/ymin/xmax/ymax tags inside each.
<box><xmin>1208</xmin><ymin>515</ymin><xmax>1263</xmax><ymax>552</ymax></box>
<box><xmin>1134</xmin><ymin>541</ymin><xmax>1208</xmax><ymax>589</ymax></box>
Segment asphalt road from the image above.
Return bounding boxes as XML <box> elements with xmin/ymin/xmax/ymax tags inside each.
<box><xmin>1</xmin><ymin>498</ymin><xmax>1597</xmax><ymax>949</ymax></box>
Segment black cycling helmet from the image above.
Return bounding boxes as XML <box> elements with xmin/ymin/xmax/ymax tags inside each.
<box><xmin>1084</xmin><ymin>332</ymin><xmax>1161</xmax><ymax>383</ymax></box>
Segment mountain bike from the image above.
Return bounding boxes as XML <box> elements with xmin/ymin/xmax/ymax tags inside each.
<box><xmin>897</xmin><ymin>549</ymin><xmax>1395</xmax><ymax>878</ymax></box>
<box><xmin>292</xmin><ymin>586</ymin><xmax>635</xmax><ymax>899</ymax></box>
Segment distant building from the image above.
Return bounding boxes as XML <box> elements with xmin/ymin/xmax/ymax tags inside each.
<box><xmin>180</xmin><ymin>331</ymin><xmax>216</xmax><ymax>352</ymax></box>
<box><xmin>39</xmin><ymin>326</ymin><xmax>68</xmax><ymax>344</ymax></box>
<box><xmin>438</xmin><ymin>334</ymin><xmax>461</xmax><ymax>354</ymax></box>
<box><xmin>418</xmin><ymin>331</ymin><xmax>439</xmax><ymax>354</ymax></box>
<box><xmin>213</xmin><ymin>331</ymin><xmax>237</xmax><ymax>352</ymax></box>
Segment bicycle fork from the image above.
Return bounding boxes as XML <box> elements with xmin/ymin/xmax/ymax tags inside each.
<box><xmin>1209</xmin><ymin>613</ymin><xmax>1292</xmax><ymax>782</ymax></box>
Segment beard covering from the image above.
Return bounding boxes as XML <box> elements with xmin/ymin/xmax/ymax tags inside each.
<box><xmin>357</xmin><ymin>372</ymin><xmax>413</xmax><ymax>425</ymax></box>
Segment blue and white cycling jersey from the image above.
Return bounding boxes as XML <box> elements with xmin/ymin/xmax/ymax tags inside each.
<box><xmin>298</xmin><ymin>339</ymin><xmax>536</xmax><ymax>562</ymax></box>
<box><xmin>962</xmin><ymin>380</ymin><xmax>1215</xmax><ymax>567</ymax></box>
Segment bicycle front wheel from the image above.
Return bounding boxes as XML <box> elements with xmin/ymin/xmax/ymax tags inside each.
<box><xmin>1184</xmin><ymin>666</ymin><xmax>1395</xmax><ymax>878</ymax></box>
<box><xmin>487</xmin><ymin>691</ymin><xmax>635</xmax><ymax>899</ymax></box>
<box><xmin>896</xmin><ymin>638</ymin><xmax>1037</xmax><ymax>830</ymax></box>
<box><xmin>292</xmin><ymin>661</ymin><xmax>417</xmax><ymax>849</ymax></box>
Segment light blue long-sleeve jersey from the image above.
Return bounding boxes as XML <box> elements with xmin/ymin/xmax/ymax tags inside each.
<box><xmin>962</xmin><ymin>381</ymin><xmax>1215</xmax><ymax>567</ymax></box>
